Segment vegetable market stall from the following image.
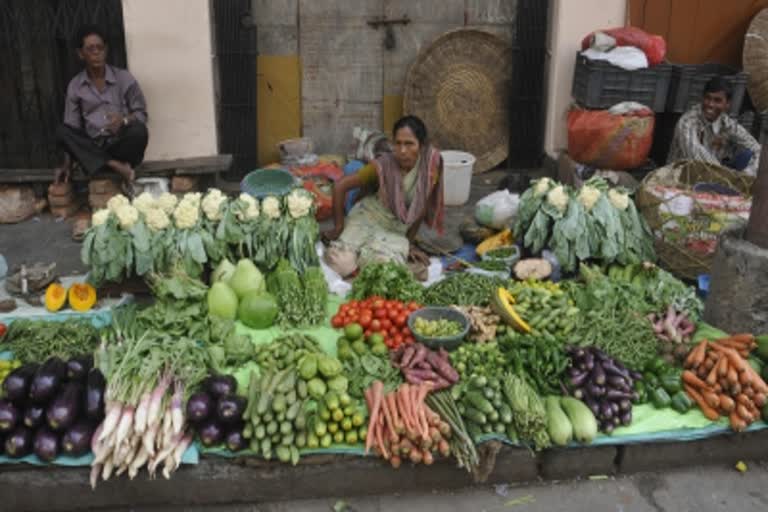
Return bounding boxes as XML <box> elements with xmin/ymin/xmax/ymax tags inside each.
<box><xmin>1</xmin><ymin>184</ymin><xmax>767</xmax><ymax>501</ymax></box>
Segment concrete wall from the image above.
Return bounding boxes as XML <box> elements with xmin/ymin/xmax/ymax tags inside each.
<box><xmin>122</xmin><ymin>0</ymin><xmax>219</xmax><ymax>160</ymax></box>
<box><xmin>253</xmin><ymin>0</ymin><xmax>516</xmax><ymax>163</ymax></box>
<box><xmin>543</xmin><ymin>0</ymin><xmax>627</xmax><ymax>158</ymax></box>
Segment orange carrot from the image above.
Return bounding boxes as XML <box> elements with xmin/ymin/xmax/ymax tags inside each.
<box><xmin>726</xmin><ymin>333</ymin><xmax>756</xmax><ymax>345</ymax></box>
<box><xmin>754</xmin><ymin>392</ymin><xmax>767</xmax><ymax>408</ymax></box>
<box><xmin>719</xmin><ymin>395</ymin><xmax>735</xmax><ymax>414</ymax></box>
<box><xmin>727</xmin><ymin>367</ymin><xmax>739</xmax><ymax>387</ymax></box>
<box><xmin>387</xmin><ymin>393</ymin><xmax>403</xmax><ymax>434</ymax></box>
<box><xmin>730</xmin><ymin>411</ymin><xmax>748</xmax><ymax>432</ymax></box>
<box><xmin>682</xmin><ymin>370</ymin><xmax>708</xmax><ymax>390</ymax></box>
<box><xmin>705</xmin><ymin>358</ymin><xmax>721</xmax><ymax>386</ymax></box>
<box><xmin>735</xmin><ymin>394</ymin><xmax>752</xmax><ymax>407</ymax></box>
<box><xmin>745</xmin><ymin>366</ymin><xmax>768</xmax><ymax>394</ymax></box>
<box><xmin>702</xmin><ymin>389</ymin><xmax>720</xmax><ymax>409</ymax></box>
<box><xmin>365</xmin><ymin>380</ymin><xmax>385</xmax><ymax>454</ymax></box>
<box><xmin>686</xmin><ymin>340</ymin><xmax>708</xmax><ymax>368</ymax></box>
<box><xmin>709</xmin><ymin>344</ymin><xmax>747</xmax><ymax>372</ymax></box>
<box><xmin>717</xmin><ymin>356</ymin><xmax>729</xmax><ymax>377</ymax></box>
<box><xmin>740</xmin><ymin>370</ymin><xmax>754</xmax><ymax>387</ymax></box>
<box><xmin>736</xmin><ymin>403</ymin><xmax>754</xmax><ymax>423</ymax></box>
<box><xmin>684</xmin><ymin>384</ymin><xmax>720</xmax><ymax>421</ymax></box>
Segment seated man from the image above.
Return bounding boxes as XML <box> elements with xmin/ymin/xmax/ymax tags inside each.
<box><xmin>667</xmin><ymin>76</ymin><xmax>760</xmax><ymax>176</ymax></box>
<box><xmin>54</xmin><ymin>25</ymin><xmax>148</xmax><ymax>186</ymax></box>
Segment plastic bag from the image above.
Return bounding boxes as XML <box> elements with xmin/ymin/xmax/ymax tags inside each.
<box><xmin>474</xmin><ymin>190</ymin><xmax>520</xmax><ymax>229</ymax></box>
<box><xmin>567</xmin><ymin>104</ymin><xmax>655</xmax><ymax>170</ymax></box>
<box><xmin>0</xmin><ymin>185</ymin><xmax>37</xmax><ymax>224</ymax></box>
<box><xmin>581</xmin><ymin>26</ymin><xmax>667</xmax><ymax>67</ymax></box>
<box><xmin>581</xmin><ymin>46</ymin><xmax>648</xmax><ymax>70</ymax></box>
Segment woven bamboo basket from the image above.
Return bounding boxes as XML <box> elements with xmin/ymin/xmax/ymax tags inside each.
<box><xmin>403</xmin><ymin>28</ymin><xmax>512</xmax><ymax>174</ymax></box>
<box><xmin>636</xmin><ymin>160</ymin><xmax>754</xmax><ymax>280</ymax></box>
<box><xmin>744</xmin><ymin>8</ymin><xmax>768</xmax><ymax>113</ymax></box>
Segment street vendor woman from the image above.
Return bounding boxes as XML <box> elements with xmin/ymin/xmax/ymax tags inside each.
<box><xmin>667</xmin><ymin>76</ymin><xmax>761</xmax><ymax>176</ymax></box>
<box><xmin>54</xmin><ymin>25</ymin><xmax>148</xmax><ymax>186</ymax></box>
<box><xmin>322</xmin><ymin>115</ymin><xmax>444</xmax><ymax>280</ymax></box>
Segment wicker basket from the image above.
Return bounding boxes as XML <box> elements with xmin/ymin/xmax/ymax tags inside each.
<box><xmin>636</xmin><ymin>160</ymin><xmax>754</xmax><ymax>280</ymax></box>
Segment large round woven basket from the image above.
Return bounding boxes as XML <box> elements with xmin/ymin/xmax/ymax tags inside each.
<box><xmin>636</xmin><ymin>160</ymin><xmax>754</xmax><ymax>280</ymax></box>
<box><xmin>403</xmin><ymin>28</ymin><xmax>512</xmax><ymax>174</ymax></box>
<box><xmin>744</xmin><ymin>8</ymin><xmax>768</xmax><ymax>113</ymax></box>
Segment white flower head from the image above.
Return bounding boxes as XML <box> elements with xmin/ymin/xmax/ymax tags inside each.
<box><xmin>578</xmin><ymin>186</ymin><xmax>601</xmax><ymax>212</ymax></box>
<box><xmin>107</xmin><ymin>194</ymin><xmax>130</xmax><ymax>214</ymax></box>
<box><xmin>286</xmin><ymin>189</ymin><xmax>314</xmax><ymax>219</ymax></box>
<box><xmin>235</xmin><ymin>193</ymin><xmax>259</xmax><ymax>221</ymax></box>
<box><xmin>144</xmin><ymin>208</ymin><xmax>170</xmax><ymax>232</ymax></box>
<box><xmin>115</xmin><ymin>204</ymin><xmax>139</xmax><ymax>229</ymax></box>
<box><xmin>92</xmin><ymin>208</ymin><xmax>111</xmax><ymax>226</ymax></box>
<box><xmin>156</xmin><ymin>192</ymin><xmax>178</xmax><ymax>215</ymax></box>
<box><xmin>132</xmin><ymin>192</ymin><xmax>156</xmax><ymax>214</ymax></box>
<box><xmin>182</xmin><ymin>192</ymin><xmax>203</xmax><ymax>208</ymax></box>
<box><xmin>173</xmin><ymin>201</ymin><xmax>199</xmax><ymax>229</ymax></box>
<box><xmin>546</xmin><ymin>185</ymin><xmax>569</xmax><ymax>214</ymax></box>
<box><xmin>262</xmin><ymin>196</ymin><xmax>281</xmax><ymax>220</ymax></box>
<box><xmin>201</xmin><ymin>188</ymin><xmax>227</xmax><ymax>221</ymax></box>
<box><xmin>608</xmin><ymin>189</ymin><xmax>630</xmax><ymax>211</ymax></box>
<box><xmin>533</xmin><ymin>177</ymin><xmax>553</xmax><ymax>197</ymax></box>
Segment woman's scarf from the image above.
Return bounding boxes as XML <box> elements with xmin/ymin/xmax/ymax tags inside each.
<box><xmin>372</xmin><ymin>145</ymin><xmax>444</xmax><ymax>234</ymax></box>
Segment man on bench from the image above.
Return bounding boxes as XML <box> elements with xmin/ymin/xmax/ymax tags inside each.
<box><xmin>54</xmin><ymin>25</ymin><xmax>149</xmax><ymax>188</ymax></box>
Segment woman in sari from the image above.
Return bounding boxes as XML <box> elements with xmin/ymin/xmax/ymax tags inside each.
<box><xmin>322</xmin><ymin>115</ymin><xmax>444</xmax><ymax>280</ymax></box>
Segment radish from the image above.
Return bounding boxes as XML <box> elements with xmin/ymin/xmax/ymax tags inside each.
<box><xmin>170</xmin><ymin>383</ymin><xmax>185</xmax><ymax>435</ymax></box>
<box><xmin>143</xmin><ymin>421</ymin><xmax>159</xmax><ymax>456</ymax></box>
<box><xmin>114</xmin><ymin>405</ymin><xmax>135</xmax><ymax>448</ymax></box>
<box><xmin>90</xmin><ymin>464</ymin><xmax>102</xmax><ymax>490</ymax></box>
<box><xmin>171</xmin><ymin>432</ymin><xmax>194</xmax><ymax>472</ymax></box>
<box><xmin>101</xmin><ymin>454</ymin><xmax>115</xmax><ymax>481</ymax></box>
<box><xmin>128</xmin><ymin>445</ymin><xmax>149</xmax><ymax>480</ymax></box>
<box><xmin>98</xmin><ymin>401</ymin><xmax>123</xmax><ymax>442</ymax></box>
<box><xmin>146</xmin><ymin>377</ymin><xmax>171</xmax><ymax>428</ymax></box>
<box><xmin>134</xmin><ymin>390</ymin><xmax>152</xmax><ymax>435</ymax></box>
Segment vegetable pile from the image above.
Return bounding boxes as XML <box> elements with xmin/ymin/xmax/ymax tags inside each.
<box><xmin>0</xmin><ymin>356</ymin><xmax>105</xmax><ymax>461</ymax></box>
<box><xmin>391</xmin><ymin>343</ymin><xmax>460</xmax><ymax>390</ymax></box>
<box><xmin>331</xmin><ymin>297</ymin><xmax>421</xmax><ymax>350</ymax></box>
<box><xmin>350</xmin><ymin>262</ymin><xmax>425</xmax><ymax>303</ymax></box>
<box><xmin>423</xmin><ymin>273</ymin><xmax>508</xmax><ymax>307</ymax></box>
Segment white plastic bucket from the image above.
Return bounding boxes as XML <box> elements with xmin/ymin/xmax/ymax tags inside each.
<box><xmin>441</xmin><ymin>150</ymin><xmax>475</xmax><ymax>206</ymax></box>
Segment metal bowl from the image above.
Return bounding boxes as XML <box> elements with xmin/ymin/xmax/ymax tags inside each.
<box><xmin>407</xmin><ymin>307</ymin><xmax>470</xmax><ymax>351</ymax></box>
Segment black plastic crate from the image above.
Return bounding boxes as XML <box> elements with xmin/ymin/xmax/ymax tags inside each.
<box><xmin>666</xmin><ymin>63</ymin><xmax>747</xmax><ymax>116</ymax></box>
<box><xmin>572</xmin><ymin>53</ymin><xmax>673</xmax><ymax>112</ymax></box>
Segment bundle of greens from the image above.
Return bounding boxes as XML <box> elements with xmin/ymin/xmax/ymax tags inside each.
<box><xmin>286</xmin><ymin>189</ymin><xmax>320</xmax><ymax>274</ymax></box>
<box><xmin>423</xmin><ymin>273</ymin><xmax>508</xmax><ymax>307</ymax></box>
<box><xmin>514</xmin><ymin>177</ymin><xmax>655</xmax><ymax>273</ymax></box>
<box><xmin>0</xmin><ymin>318</ymin><xmax>102</xmax><ymax>362</ymax></box>
<box><xmin>503</xmin><ymin>373</ymin><xmax>551</xmax><ymax>450</ymax></box>
<box><xmin>350</xmin><ymin>262</ymin><xmax>424</xmax><ymax>302</ymax></box>
<box><xmin>268</xmin><ymin>260</ymin><xmax>329</xmax><ymax>328</ymax></box>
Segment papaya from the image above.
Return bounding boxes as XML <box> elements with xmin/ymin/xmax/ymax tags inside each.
<box><xmin>490</xmin><ymin>288</ymin><xmax>531</xmax><ymax>333</ymax></box>
<box><xmin>67</xmin><ymin>283</ymin><xmax>97</xmax><ymax>312</ymax></box>
<box><xmin>45</xmin><ymin>283</ymin><xmax>67</xmax><ymax>312</ymax></box>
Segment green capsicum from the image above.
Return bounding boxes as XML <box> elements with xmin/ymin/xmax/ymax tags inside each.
<box><xmin>633</xmin><ymin>380</ymin><xmax>648</xmax><ymax>404</ymax></box>
<box><xmin>660</xmin><ymin>372</ymin><xmax>682</xmax><ymax>395</ymax></box>
<box><xmin>670</xmin><ymin>391</ymin><xmax>693</xmax><ymax>414</ymax></box>
<box><xmin>642</xmin><ymin>372</ymin><xmax>660</xmax><ymax>389</ymax></box>
<box><xmin>651</xmin><ymin>387</ymin><xmax>672</xmax><ymax>409</ymax></box>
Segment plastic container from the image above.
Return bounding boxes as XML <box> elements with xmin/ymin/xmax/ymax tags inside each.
<box><xmin>572</xmin><ymin>53</ymin><xmax>673</xmax><ymax>112</ymax></box>
<box><xmin>666</xmin><ymin>63</ymin><xmax>747</xmax><ymax>116</ymax></box>
<box><xmin>407</xmin><ymin>307</ymin><xmax>471</xmax><ymax>351</ymax></box>
<box><xmin>240</xmin><ymin>168</ymin><xmax>296</xmax><ymax>199</ymax></box>
<box><xmin>481</xmin><ymin>245</ymin><xmax>521</xmax><ymax>268</ymax></box>
<box><xmin>441</xmin><ymin>150</ymin><xmax>475</xmax><ymax>206</ymax></box>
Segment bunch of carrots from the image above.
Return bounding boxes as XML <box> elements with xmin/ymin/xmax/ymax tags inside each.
<box><xmin>364</xmin><ymin>380</ymin><xmax>451</xmax><ymax>468</ymax></box>
<box><xmin>682</xmin><ymin>334</ymin><xmax>767</xmax><ymax>431</ymax></box>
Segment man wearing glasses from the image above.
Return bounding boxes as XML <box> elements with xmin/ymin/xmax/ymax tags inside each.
<box><xmin>54</xmin><ymin>25</ymin><xmax>148</xmax><ymax>186</ymax></box>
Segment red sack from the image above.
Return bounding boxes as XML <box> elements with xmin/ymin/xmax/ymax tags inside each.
<box><xmin>567</xmin><ymin>106</ymin><xmax>655</xmax><ymax>170</ymax></box>
<box><xmin>581</xmin><ymin>26</ymin><xmax>666</xmax><ymax>66</ymax></box>
<box><xmin>302</xmin><ymin>178</ymin><xmax>333</xmax><ymax>221</ymax></box>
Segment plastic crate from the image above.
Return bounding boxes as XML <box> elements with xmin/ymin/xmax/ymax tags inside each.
<box><xmin>572</xmin><ymin>53</ymin><xmax>673</xmax><ymax>112</ymax></box>
<box><xmin>666</xmin><ymin>63</ymin><xmax>748</xmax><ymax>116</ymax></box>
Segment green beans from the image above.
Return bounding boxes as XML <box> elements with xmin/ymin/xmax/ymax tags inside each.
<box><xmin>423</xmin><ymin>273</ymin><xmax>509</xmax><ymax>307</ymax></box>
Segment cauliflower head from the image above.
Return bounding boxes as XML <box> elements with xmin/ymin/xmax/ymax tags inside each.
<box><xmin>107</xmin><ymin>194</ymin><xmax>130</xmax><ymax>214</ymax></box>
<box><xmin>201</xmin><ymin>188</ymin><xmax>227</xmax><ymax>221</ymax></box>
<box><xmin>115</xmin><ymin>204</ymin><xmax>139</xmax><ymax>229</ymax></box>
<box><xmin>92</xmin><ymin>208</ymin><xmax>111</xmax><ymax>226</ymax></box>
<box><xmin>533</xmin><ymin>177</ymin><xmax>553</xmax><ymax>197</ymax></box>
<box><xmin>182</xmin><ymin>192</ymin><xmax>203</xmax><ymax>208</ymax></box>
<box><xmin>173</xmin><ymin>200</ymin><xmax>199</xmax><ymax>229</ymax></box>
<box><xmin>145</xmin><ymin>208</ymin><xmax>171</xmax><ymax>232</ymax></box>
<box><xmin>608</xmin><ymin>189</ymin><xmax>630</xmax><ymax>211</ymax></box>
<box><xmin>262</xmin><ymin>196</ymin><xmax>281</xmax><ymax>219</ymax></box>
<box><xmin>286</xmin><ymin>189</ymin><xmax>314</xmax><ymax>219</ymax></box>
<box><xmin>546</xmin><ymin>185</ymin><xmax>569</xmax><ymax>214</ymax></box>
<box><xmin>235</xmin><ymin>193</ymin><xmax>259</xmax><ymax>221</ymax></box>
<box><xmin>156</xmin><ymin>192</ymin><xmax>178</xmax><ymax>215</ymax></box>
<box><xmin>132</xmin><ymin>192</ymin><xmax>156</xmax><ymax>214</ymax></box>
<box><xmin>577</xmin><ymin>185</ymin><xmax>601</xmax><ymax>212</ymax></box>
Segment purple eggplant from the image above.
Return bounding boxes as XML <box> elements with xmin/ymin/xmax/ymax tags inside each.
<box><xmin>186</xmin><ymin>392</ymin><xmax>214</xmax><ymax>423</ymax></box>
<box><xmin>587</xmin><ymin>383</ymin><xmax>605</xmax><ymax>397</ymax></box>
<box><xmin>205</xmin><ymin>375</ymin><xmax>237</xmax><ymax>399</ymax></box>
<box><xmin>33</xmin><ymin>427</ymin><xmax>60</xmax><ymax>462</ymax></box>
<box><xmin>590</xmin><ymin>364</ymin><xmax>606</xmax><ymax>386</ymax></box>
<box><xmin>197</xmin><ymin>419</ymin><xmax>224</xmax><ymax>447</ymax></box>
<box><xmin>2</xmin><ymin>363</ymin><xmax>38</xmax><ymax>404</ymax></box>
<box><xmin>66</xmin><ymin>355</ymin><xmax>93</xmax><ymax>382</ymax></box>
<box><xmin>602</xmin><ymin>361</ymin><xmax>629</xmax><ymax>379</ymax></box>
<box><xmin>584</xmin><ymin>397</ymin><xmax>600</xmax><ymax>417</ymax></box>
<box><xmin>605</xmin><ymin>389</ymin><xmax>633</xmax><ymax>401</ymax></box>
<box><xmin>583</xmin><ymin>352</ymin><xmax>595</xmax><ymax>371</ymax></box>
<box><xmin>46</xmin><ymin>383</ymin><xmax>82</xmax><ymax>431</ymax></box>
<box><xmin>61</xmin><ymin>421</ymin><xmax>95</xmax><ymax>456</ymax></box>
<box><xmin>600</xmin><ymin>402</ymin><xmax>614</xmax><ymax>420</ymax></box>
<box><xmin>84</xmin><ymin>369</ymin><xmax>106</xmax><ymax>420</ymax></box>
<box><xmin>225</xmin><ymin>426</ymin><xmax>248</xmax><ymax>452</ymax></box>
<box><xmin>629</xmin><ymin>370</ymin><xmax>643</xmax><ymax>381</ymax></box>
<box><xmin>4</xmin><ymin>426</ymin><xmax>32</xmax><ymax>458</ymax></box>
<box><xmin>619</xmin><ymin>399</ymin><xmax>632</xmax><ymax>412</ymax></box>
<box><xmin>602</xmin><ymin>422</ymin><xmax>615</xmax><ymax>435</ymax></box>
<box><xmin>611</xmin><ymin>402</ymin><xmax>620</xmax><ymax>415</ymax></box>
<box><xmin>0</xmin><ymin>400</ymin><xmax>19</xmax><ymax>433</ymax></box>
<box><xmin>572</xmin><ymin>388</ymin><xmax>585</xmax><ymax>400</ymax></box>
<box><xmin>23</xmin><ymin>404</ymin><xmax>46</xmax><ymax>429</ymax></box>
<box><xmin>606</xmin><ymin>376</ymin><xmax>628</xmax><ymax>389</ymax></box>
<box><xmin>217</xmin><ymin>395</ymin><xmax>246</xmax><ymax>424</ymax></box>
<box><xmin>620</xmin><ymin>410</ymin><xmax>633</xmax><ymax>426</ymax></box>
<box><xmin>29</xmin><ymin>357</ymin><xmax>66</xmax><ymax>404</ymax></box>
<box><xmin>570</xmin><ymin>371</ymin><xmax>590</xmax><ymax>387</ymax></box>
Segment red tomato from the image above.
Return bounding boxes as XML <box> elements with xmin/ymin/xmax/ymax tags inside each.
<box><xmin>393</xmin><ymin>334</ymin><xmax>404</xmax><ymax>346</ymax></box>
<box><xmin>370</xmin><ymin>319</ymin><xmax>382</xmax><ymax>331</ymax></box>
<box><xmin>407</xmin><ymin>301</ymin><xmax>420</xmax><ymax>311</ymax></box>
<box><xmin>374</xmin><ymin>308</ymin><xmax>387</xmax><ymax>319</ymax></box>
<box><xmin>359</xmin><ymin>315</ymin><xmax>372</xmax><ymax>329</ymax></box>
<box><xmin>394</xmin><ymin>314</ymin><xmax>407</xmax><ymax>328</ymax></box>
<box><xmin>364</xmin><ymin>329</ymin><xmax>372</xmax><ymax>338</ymax></box>
<box><xmin>387</xmin><ymin>309</ymin><xmax>399</xmax><ymax>321</ymax></box>
<box><xmin>381</xmin><ymin>318</ymin><xmax>392</xmax><ymax>330</ymax></box>
<box><xmin>388</xmin><ymin>325</ymin><xmax>399</xmax><ymax>336</ymax></box>
<box><xmin>404</xmin><ymin>335</ymin><xmax>415</xmax><ymax>345</ymax></box>
<box><xmin>331</xmin><ymin>315</ymin><xmax>344</xmax><ymax>328</ymax></box>
<box><xmin>370</xmin><ymin>298</ymin><xmax>383</xmax><ymax>309</ymax></box>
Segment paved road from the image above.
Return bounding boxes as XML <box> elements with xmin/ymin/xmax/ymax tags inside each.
<box><xmin>133</xmin><ymin>463</ymin><xmax>768</xmax><ymax>512</ymax></box>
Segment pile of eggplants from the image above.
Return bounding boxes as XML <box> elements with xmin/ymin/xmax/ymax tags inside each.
<box><xmin>564</xmin><ymin>346</ymin><xmax>641</xmax><ymax>434</ymax></box>
<box><xmin>186</xmin><ymin>374</ymin><xmax>248</xmax><ymax>452</ymax></box>
<box><xmin>0</xmin><ymin>355</ymin><xmax>106</xmax><ymax>461</ymax></box>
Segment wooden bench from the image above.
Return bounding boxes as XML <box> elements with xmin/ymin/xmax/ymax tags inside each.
<box><xmin>0</xmin><ymin>154</ymin><xmax>233</xmax><ymax>184</ymax></box>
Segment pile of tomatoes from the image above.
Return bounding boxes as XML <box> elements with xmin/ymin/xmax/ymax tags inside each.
<box><xmin>331</xmin><ymin>296</ymin><xmax>422</xmax><ymax>350</ymax></box>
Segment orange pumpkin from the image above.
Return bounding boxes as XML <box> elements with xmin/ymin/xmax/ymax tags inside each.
<box><xmin>67</xmin><ymin>283</ymin><xmax>97</xmax><ymax>312</ymax></box>
<box><xmin>44</xmin><ymin>283</ymin><xmax>67</xmax><ymax>312</ymax></box>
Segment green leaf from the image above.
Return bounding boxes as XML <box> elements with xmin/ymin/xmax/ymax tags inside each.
<box><xmin>130</xmin><ymin>221</ymin><xmax>152</xmax><ymax>253</ymax></box>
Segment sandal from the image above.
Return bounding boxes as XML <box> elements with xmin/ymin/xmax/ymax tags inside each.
<box><xmin>72</xmin><ymin>216</ymin><xmax>91</xmax><ymax>242</ymax></box>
